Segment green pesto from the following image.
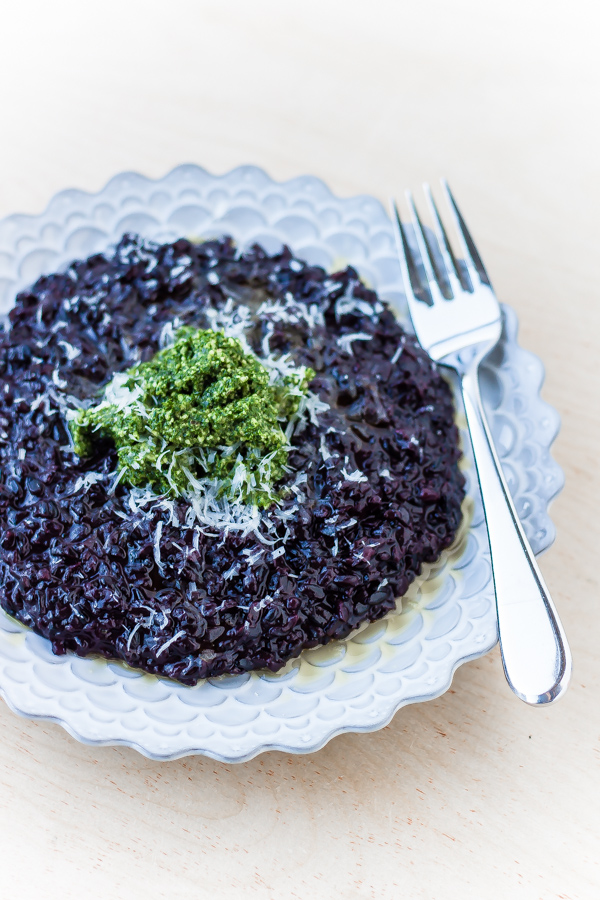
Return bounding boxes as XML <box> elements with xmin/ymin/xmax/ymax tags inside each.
<box><xmin>69</xmin><ymin>327</ymin><xmax>313</xmax><ymax>506</ymax></box>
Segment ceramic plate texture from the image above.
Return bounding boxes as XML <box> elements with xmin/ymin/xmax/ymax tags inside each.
<box><xmin>0</xmin><ymin>165</ymin><xmax>564</xmax><ymax>761</ymax></box>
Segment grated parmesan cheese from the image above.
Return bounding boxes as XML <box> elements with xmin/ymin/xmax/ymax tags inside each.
<box><xmin>153</xmin><ymin>520</ymin><xmax>164</xmax><ymax>572</ymax></box>
<box><xmin>72</xmin><ymin>471</ymin><xmax>105</xmax><ymax>494</ymax></box>
<box><xmin>58</xmin><ymin>340</ymin><xmax>81</xmax><ymax>361</ymax></box>
<box><xmin>341</xmin><ymin>468</ymin><xmax>368</xmax><ymax>483</ymax></box>
<box><xmin>159</xmin><ymin>316</ymin><xmax>183</xmax><ymax>349</ymax></box>
<box><xmin>334</xmin><ymin>284</ymin><xmax>383</xmax><ymax>322</ymax></box>
<box><xmin>52</xmin><ymin>368</ymin><xmax>68</xmax><ymax>389</ymax></box>
<box><xmin>391</xmin><ymin>343</ymin><xmax>404</xmax><ymax>364</ymax></box>
<box><xmin>319</xmin><ymin>434</ymin><xmax>332</xmax><ymax>461</ymax></box>
<box><xmin>255</xmin><ymin>594</ymin><xmax>275</xmax><ymax>611</ymax></box>
<box><xmin>337</xmin><ymin>332</ymin><xmax>373</xmax><ymax>355</ymax></box>
<box><xmin>156</xmin><ymin>629</ymin><xmax>186</xmax><ymax>657</ymax></box>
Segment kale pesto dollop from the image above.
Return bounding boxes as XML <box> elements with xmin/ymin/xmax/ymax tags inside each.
<box><xmin>69</xmin><ymin>326</ymin><xmax>313</xmax><ymax>506</ymax></box>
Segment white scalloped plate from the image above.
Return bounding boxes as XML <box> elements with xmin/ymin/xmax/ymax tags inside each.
<box><xmin>0</xmin><ymin>166</ymin><xmax>564</xmax><ymax>761</ymax></box>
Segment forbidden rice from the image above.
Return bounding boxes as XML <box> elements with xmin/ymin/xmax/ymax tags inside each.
<box><xmin>0</xmin><ymin>235</ymin><xmax>465</xmax><ymax>684</ymax></box>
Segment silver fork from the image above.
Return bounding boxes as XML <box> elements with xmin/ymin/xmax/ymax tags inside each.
<box><xmin>391</xmin><ymin>181</ymin><xmax>571</xmax><ymax>705</ymax></box>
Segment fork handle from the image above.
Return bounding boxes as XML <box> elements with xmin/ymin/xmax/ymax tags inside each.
<box><xmin>459</xmin><ymin>367</ymin><xmax>571</xmax><ymax>704</ymax></box>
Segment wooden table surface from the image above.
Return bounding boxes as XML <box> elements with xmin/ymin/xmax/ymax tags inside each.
<box><xmin>0</xmin><ymin>2</ymin><xmax>598</xmax><ymax>898</ymax></box>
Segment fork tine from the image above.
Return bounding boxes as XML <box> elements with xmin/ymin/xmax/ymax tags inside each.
<box><xmin>405</xmin><ymin>190</ymin><xmax>444</xmax><ymax>303</ymax></box>
<box><xmin>441</xmin><ymin>179</ymin><xmax>492</xmax><ymax>288</ymax></box>
<box><xmin>390</xmin><ymin>199</ymin><xmax>428</xmax><ymax>307</ymax></box>
<box><xmin>423</xmin><ymin>183</ymin><xmax>463</xmax><ymax>298</ymax></box>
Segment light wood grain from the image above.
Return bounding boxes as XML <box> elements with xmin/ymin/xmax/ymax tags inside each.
<box><xmin>0</xmin><ymin>2</ymin><xmax>599</xmax><ymax>898</ymax></box>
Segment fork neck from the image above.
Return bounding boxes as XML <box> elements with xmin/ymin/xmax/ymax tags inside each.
<box><xmin>435</xmin><ymin>333</ymin><xmax>499</xmax><ymax>376</ymax></box>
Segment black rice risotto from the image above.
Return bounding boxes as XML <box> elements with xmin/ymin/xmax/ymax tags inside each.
<box><xmin>0</xmin><ymin>235</ymin><xmax>465</xmax><ymax>684</ymax></box>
